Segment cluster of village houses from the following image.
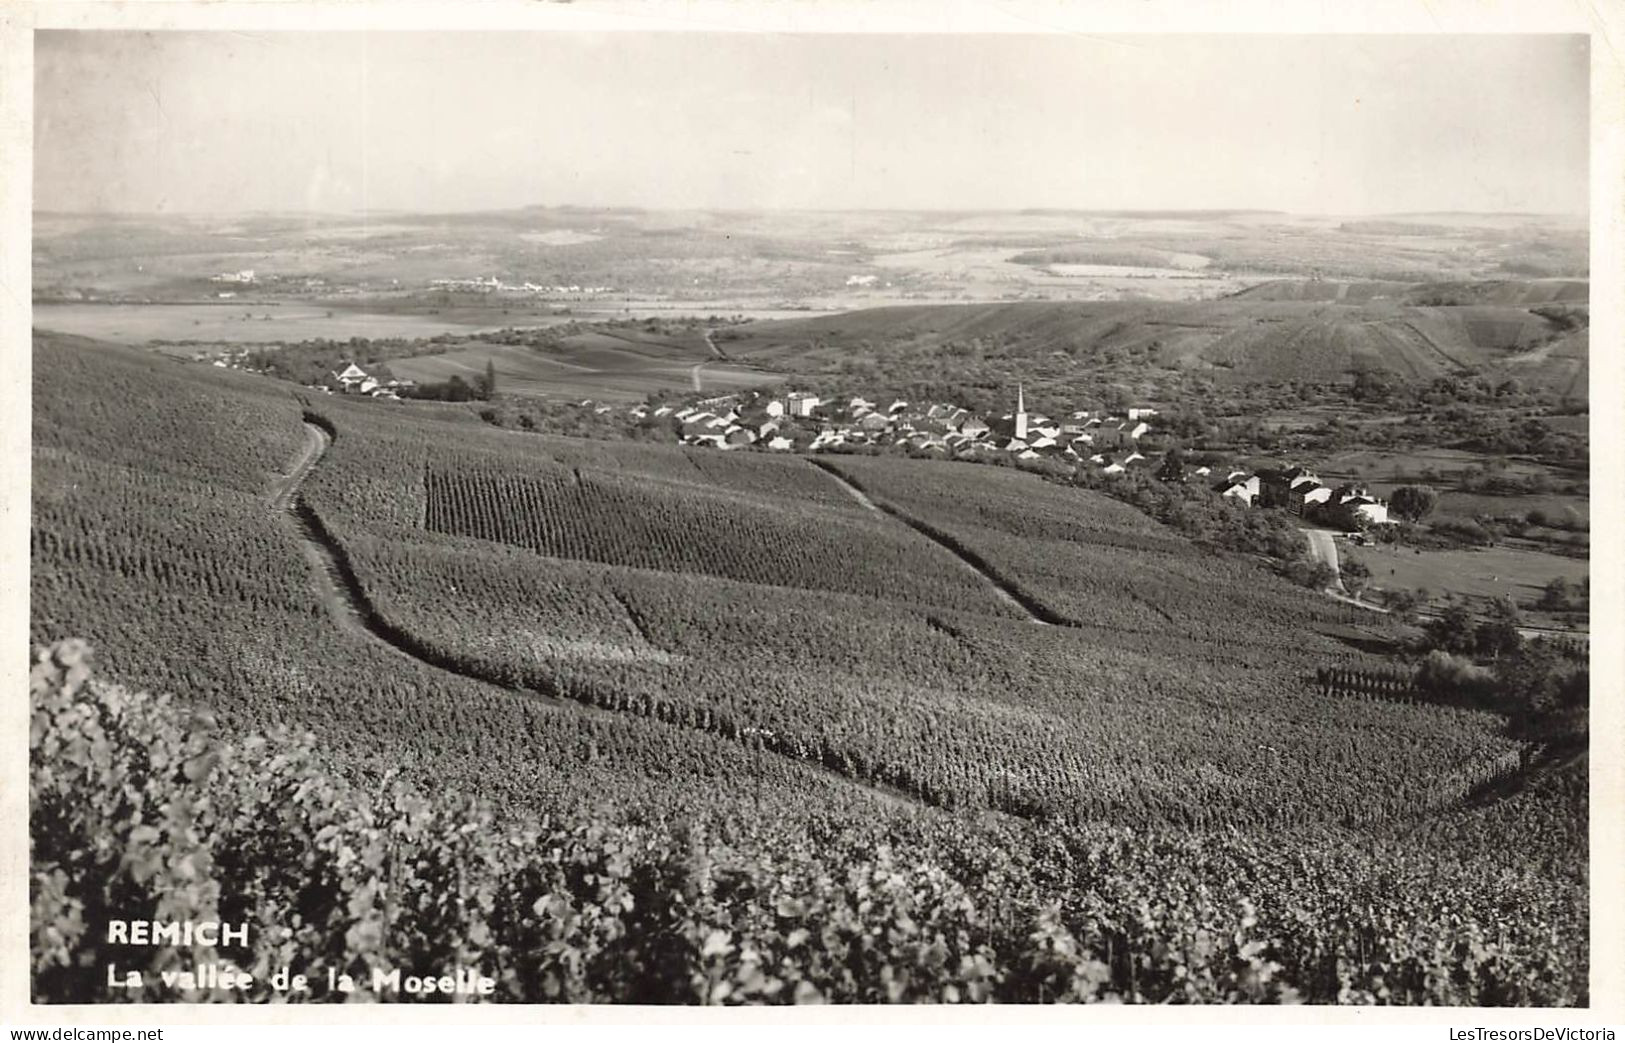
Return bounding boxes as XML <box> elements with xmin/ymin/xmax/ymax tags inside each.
<box><xmin>1215</xmin><ymin>466</ymin><xmax>1391</xmax><ymax>528</ymax></box>
<box><xmin>428</xmin><ymin>276</ymin><xmax>615</xmax><ymax>297</ymax></box>
<box><xmin>321</xmin><ymin>362</ymin><xmax>416</xmax><ymax>400</ymax></box>
<box><xmin>635</xmin><ymin>387</ymin><xmax>1166</xmax><ymax>473</ymax></box>
<box><xmin>190</xmin><ymin>353</ymin><xmax>417</xmax><ymax>401</ymax></box>
<box><xmin>631</xmin><ymin>386</ymin><xmax>1393</xmax><ymax>528</ymax></box>
<box><xmin>192</xmin><ymin>349</ymin><xmax>1394</xmax><ymax>528</ymax></box>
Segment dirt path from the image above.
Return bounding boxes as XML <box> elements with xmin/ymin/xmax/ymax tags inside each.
<box><xmin>688</xmin><ymin>329</ymin><xmax>730</xmax><ymax>391</ymax></box>
<box><xmin>1300</xmin><ymin>527</ymin><xmax>1347</xmax><ymax>594</ymax></box>
<box><xmin>274</xmin><ymin>421</ymin><xmax>922</xmax><ymax>811</ymax></box>
<box><xmin>268</xmin><ymin>421</ymin><xmax>329</xmax><ymax>511</ymax></box>
<box><xmin>809</xmin><ymin>458</ymin><xmax>1054</xmax><ymax>625</ymax></box>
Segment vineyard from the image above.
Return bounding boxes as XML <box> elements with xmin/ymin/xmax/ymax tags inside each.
<box><xmin>28</xmin><ymin>334</ymin><xmax>1588</xmax><ymax>1004</ymax></box>
<box><xmin>277</xmin><ymin>388</ymin><xmax>1527</xmax><ymax>829</ymax></box>
<box><xmin>32</xmin><ymin>641</ymin><xmax>1587</xmax><ymax>1005</ymax></box>
<box><xmin>28</xmin><ymin>335</ymin><xmax>883</xmax><ymax>817</ymax></box>
<box><xmin>420</xmin><ymin>461</ymin><xmax>1017</xmax><ymax>613</ymax></box>
<box><xmin>816</xmin><ymin>454</ymin><xmax>1380</xmax><ymax>657</ymax></box>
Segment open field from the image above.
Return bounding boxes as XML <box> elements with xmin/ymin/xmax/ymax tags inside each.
<box><xmin>30</xmin><ymin>301</ymin><xmax>535</xmax><ymax>346</ymax></box>
<box><xmin>1316</xmin><ymin>447</ymin><xmax>1566</xmax><ymax>481</ymax></box>
<box><xmin>1343</xmin><ymin>540</ymin><xmax>1588</xmax><ymax>613</ymax></box>
<box><xmin>389</xmin><ymin>331</ymin><xmax>783</xmax><ymax>401</ymax></box>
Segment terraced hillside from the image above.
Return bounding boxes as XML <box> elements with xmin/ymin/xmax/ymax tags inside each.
<box><xmin>29</xmin><ymin>333</ymin><xmax>1587</xmax><ymax>1004</ymax></box>
<box><xmin>291</xmin><ymin>394</ymin><xmax>1526</xmax><ymax>828</ymax></box>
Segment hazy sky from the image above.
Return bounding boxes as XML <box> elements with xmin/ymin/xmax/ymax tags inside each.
<box><xmin>34</xmin><ymin>31</ymin><xmax>1589</xmax><ymax>215</ymax></box>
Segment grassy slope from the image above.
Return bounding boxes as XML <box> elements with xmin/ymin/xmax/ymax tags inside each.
<box><xmin>389</xmin><ymin>331</ymin><xmax>781</xmax><ymax>401</ymax></box>
<box><xmin>723</xmin><ymin>283</ymin><xmax>1587</xmax><ymax>393</ymax></box>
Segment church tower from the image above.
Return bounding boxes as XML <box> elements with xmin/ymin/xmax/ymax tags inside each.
<box><xmin>1014</xmin><ymin>384</ymin><xmax>1028</xmax><ymax>440</ymax></box>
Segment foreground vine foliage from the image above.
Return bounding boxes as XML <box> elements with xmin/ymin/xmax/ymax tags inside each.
<box><xmin>31</xmin><ymin>641</ymin><xmax>1585</xmax><ymax>1005</ymax></box>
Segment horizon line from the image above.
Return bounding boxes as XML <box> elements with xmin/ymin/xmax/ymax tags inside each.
<box><xmin>31</xmin><ymin>205</ymin><xmax>1591</xmax><ymax>221</ymax></box>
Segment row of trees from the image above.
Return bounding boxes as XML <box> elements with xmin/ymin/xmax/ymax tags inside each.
<box><xmin>403</xmin><ymin>360</ymin><xmax>498</xmax><ymax>402</ymax></box>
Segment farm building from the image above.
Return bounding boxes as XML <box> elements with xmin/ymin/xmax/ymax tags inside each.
<box><xmin>1218</xmin><ymin>474</ymin><xmax>1261</xmax><ymax>505</ymax></box>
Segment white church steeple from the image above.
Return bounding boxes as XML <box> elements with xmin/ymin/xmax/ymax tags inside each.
<box><xmin>1014</xmin><ymin>384</ymin><xmax>1028</xmax><ymax>440</ymax></box>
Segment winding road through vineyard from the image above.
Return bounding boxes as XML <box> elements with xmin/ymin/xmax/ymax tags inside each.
<box><xmin>272</xmin><ymin>420</ymin><xmax>922</xmax><ymax>810</ymax></box>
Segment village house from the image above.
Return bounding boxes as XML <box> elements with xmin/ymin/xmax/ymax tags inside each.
<box><xmin>958</xmin><ymin>415</ymin><xmax>991</xmax><ymax>439</ymax></box>
<box><xmin>328</xmin><ymin>362</ymin><xmax>379</xmax><ymax>395</ymax></box>
<box><xmin>1320</xmin><ymin>485</ymin><xmax>1391</xmax><ymax>528</ymax></box>
<box><xmin>1090</xmin><ymin>425</ymin><xmax>1131</xmax><ymax>450</ymax></box>
<box><xmin>1288</xmin><ymin>481</ymin><xmax>1333</xmax><ymax>516</ymax></box>
<box><xmin>1217</xmin><ymin>473</ymin><xmax>1261</xmax><ymax>505</ymax></box>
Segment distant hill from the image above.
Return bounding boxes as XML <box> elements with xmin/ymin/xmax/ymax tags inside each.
<box><xmin>725</xmin><ymin>281</ymin><xmax>1588</xmax><ymax>398</ymax></box>
<box><xmin>1229</xmin><ymin>278</ymin><xmax>1589</xmax><ymax>306</ymax></box>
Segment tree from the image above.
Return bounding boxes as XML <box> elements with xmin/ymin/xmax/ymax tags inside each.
<box><xmin>1389</xmin><ymin>485</ymin><xmax>1439</xmax><ymax>523</ymax></box>
<box><xmin>1156</xmin><ymin>448</ymin><xmax>1187</xmax><ymax>484</ymax></box>
<box><xmin>1351</xmin><ymin>368</ymin><xmax>1394</xmax><ymax>403</ymax></box>
<box><xmin>1474</xmin><ymin>597</ymin><xmax>1524</xmax><ymax>661</ymax></box>
<box><xmin>1340</xmin><ymin>558</ymin><xmax>1370</xmax><ymax>597</ymax></box>
<box><xmin>1380</xmin><ymin>587</ymin><xmax>1422</xmax><ymax>624</ymax></box>
<box><xmin>1538</xmin><ymin>577</ymin><xmax>1574</xmax><ymax>611</ymax></box>
<box><xmin>1425</xmin><ymin>601</ymin><xmax>1477</xmax><ymax>655</ymax></box>
<box><xmin>481</xmin><ymin>359</ymin><xmax>498</xmax><ymax>400</ymax></box>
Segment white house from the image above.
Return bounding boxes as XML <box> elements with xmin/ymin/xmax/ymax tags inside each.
<box><xmin>1219</xmin><ymin>475</ymin><xmax>1261</xmax><ymax>505</ymax></box>
<box><xmin>787</xmin><ymin>392</ymin><xmax>821</xmax><ymax>418</ymax></box>
<box><xmin>330</xmin><ymin>363</ymin><xmax>375</xmax><ymax>394</ymax></box>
